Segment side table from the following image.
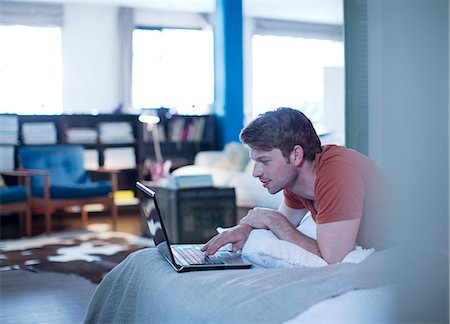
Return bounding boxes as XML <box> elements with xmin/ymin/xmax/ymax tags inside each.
<box><xmin>141</xmin><ymin>185</ymin><xmax>236</xmax><ymax>244</ymax></box>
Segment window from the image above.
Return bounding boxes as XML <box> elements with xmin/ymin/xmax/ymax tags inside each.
<box><xmin>132</xmin><ymin>28</ymin><xmax>214</xmax><ymax>115</ymax></box>
<box><xmin>251</xmin><ymin>34</ymin><xmax>344</xmax><ymax>128</ymax></box>
<box><xmin>0</xmin><ymin>25</ymin><xmax>63</xmax><ymax>115</ymax></box>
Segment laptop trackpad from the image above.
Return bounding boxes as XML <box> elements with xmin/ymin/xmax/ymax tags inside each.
<box><xmin>217</xmin><ymin>251</ymin><xmax>247</xmax><ymax>264</ymax></box>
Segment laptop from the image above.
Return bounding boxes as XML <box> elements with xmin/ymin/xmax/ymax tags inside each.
<box><xmin>136</xmin><ymin>181</ymin><xmax>252</xmax><ymax>272</ymax></box>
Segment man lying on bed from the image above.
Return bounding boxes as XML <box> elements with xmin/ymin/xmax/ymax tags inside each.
<box><xmin>202</xmin><ymin>107</ymin><xmax>390</xmax><ymax>264</ymax></box>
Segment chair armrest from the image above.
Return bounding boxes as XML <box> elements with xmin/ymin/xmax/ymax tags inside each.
<box><xmin>18</xmin><ymin>168</ymin><xmax>51</xmax><ymax>199</ymax></box>
<box><xmin>0</xmin><ymin>170</ymin><xmax>32</xmax><ymax>177</ymax></box>
<box><xmin>0</xmin><ymin>170</ymin><xmax>33</xmax><ymax>196</ymax></box>
<box><xmin>18</xmin><ymin>168</ymin><xmax>50</xmax><ymax>176</ymax></box>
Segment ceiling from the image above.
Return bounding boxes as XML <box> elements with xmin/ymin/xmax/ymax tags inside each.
<box><xmin>8</xmin><ymin>0</ymin><xmax>343</xmax><ymax>25</ymax></box>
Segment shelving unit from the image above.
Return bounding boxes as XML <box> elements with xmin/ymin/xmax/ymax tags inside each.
<box><xmin>1</xmin><ymin>110</ymin><xmax>216</xmax><ymax>192</ymax></box>
<box><xmin>138</xmin><ymin>109</ymin><xmax>216</xmax><ymax>171</ymax></box>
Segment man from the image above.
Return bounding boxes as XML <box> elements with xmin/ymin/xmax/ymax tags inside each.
<box><xmin>202</xmin><ymin>107</ymin><xmax>389</xmax><ymax>264</ymax></box>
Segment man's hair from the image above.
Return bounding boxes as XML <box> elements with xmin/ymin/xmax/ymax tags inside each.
<box><xmin>240</xmin><ymin>107</ymin><xmax>322</xmax><ymax>161</ymax></box>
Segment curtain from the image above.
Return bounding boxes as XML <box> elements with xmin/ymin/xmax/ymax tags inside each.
<box><xmin>0</xmin><ymin>1</ymin><xmax>63</xmax><ymax>27</ymax></box>
<box><xmin>118</xmin><ymin>7</ymin><xmax>134</xmax><ymax>111</ymax></box>
<box><xmin>253</xmin><ymin>18</ymin><xmax>342</xmax><ymax>41</ymax></box>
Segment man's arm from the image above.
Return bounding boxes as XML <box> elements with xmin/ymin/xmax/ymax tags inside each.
<box><xmin>201</xmin><ymin>201</ymin><xmax>305</xmax><ymax>256</ymax></box>
<box><xmin>316</xmin><ymin>218</ymin><xmax>360</xmax><ymax>264</ymax></box>
<box><xmin>240</xmin><ymin>204</ymin><xmax>321</xmax><ymax>257</ymax></box>
<box><xmin>241</xmin><ymin>203</ymin><xmax>360</xmax><ymax>264</ymax></box>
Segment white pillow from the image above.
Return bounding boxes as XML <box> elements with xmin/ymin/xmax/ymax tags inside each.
<box><xmin>219</xmin><ymin>215</ymin><xmax>375</xmax><ymax>268</ymax></box>
<box><xmin>241</xmin><ymin>229</ymin><xmax>328</xmax><ymax>268</ymax></box>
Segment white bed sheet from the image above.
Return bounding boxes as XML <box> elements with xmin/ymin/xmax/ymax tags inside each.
<box><xmin>286</xmin><ymin>285</ymin><xmax>397</xmax><ymax>323</ymax></box>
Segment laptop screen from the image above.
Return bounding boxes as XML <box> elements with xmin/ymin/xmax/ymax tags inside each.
<box><xmin>136</xmin><ymin>182</ymin><xmax>176</xmax><ymax>263</ymax></box>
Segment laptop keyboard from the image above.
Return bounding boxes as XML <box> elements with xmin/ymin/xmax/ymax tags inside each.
<box><xmin>173</xmin><ymin>247</ymin><xmax>225</xmax><ymax>265</ymax></box>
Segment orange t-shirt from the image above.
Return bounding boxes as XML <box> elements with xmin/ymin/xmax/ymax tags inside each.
<box><xmin>284</xmin><ymin>145</ymin><xmax>389</xmax><ymax>248</ymax></box>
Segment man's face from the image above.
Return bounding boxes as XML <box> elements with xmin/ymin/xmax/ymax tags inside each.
<box><xmin>250</xmin><ymin>147</ymin><xmax>298</xmax><ymax>194</ymax></box>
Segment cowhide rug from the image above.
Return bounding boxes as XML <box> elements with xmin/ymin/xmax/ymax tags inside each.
<box><xmin>0</xmin><ymin>228</ymin><xmax>154</xmax><ymax>284</ymax></box>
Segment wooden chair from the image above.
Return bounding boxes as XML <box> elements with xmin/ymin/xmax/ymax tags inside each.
<box><xmin>0</xmin><ymin>170</ymin><xmax>32</xmax><ymax>237</ymax></box>
<box><xmin>19</xmin><ymin>145</ymin><xmax>119</xmax><ymax>234</ymax></box>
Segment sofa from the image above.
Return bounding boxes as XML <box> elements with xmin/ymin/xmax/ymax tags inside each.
<box><xmin>172</xmin><ymin>142</ymin><xmax>283</xmax><ymax>209</ymax></box>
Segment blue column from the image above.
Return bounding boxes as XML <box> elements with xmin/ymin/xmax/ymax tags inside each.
<box><xmin>214</xmin><ymin>0</ymin><xmax>244</xmax><ymax>148</ymax></box>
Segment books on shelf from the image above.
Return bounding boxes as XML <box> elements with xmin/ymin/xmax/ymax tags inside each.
<box><xmin>0</xmin><ymin>145</ymin><xmax>15</xmax><ymax>170</ymax></box>
<box><xmin>103</xmin><ymin>147</ymin><xmax>136</xmax><ymax>170</ymax></box>
<box><xmin>168</xmin><ymin>118</ymin><xmax>185</xmax><ymax>142</ymax></box>
<box><xmin>67</xmin><ymin>127</ymin><xmax>98</xmax><ymax>144</ymax></box>
<box><xmin>168</xmin><ymin>117</ymin><xmax>206</xmax><ymax>142</ymax></box>
<box><xmin>192</xmin><ymin>117</ymin><xmax>206</xmax><ymax>142</ymax></box>
<box><xmin>98</xmin><ymin>122</ymin><xmax>134</xmax><ymax>144</ymax></box>
<box><xmin>22</xmin><ymin>122</ymin><xmax>57</xmax><ymax>145</ymax></box>
<box><xmin>83</xmin><ymin>149</ymin><xmax>99</xmax><ymax>170</ymax></box>
<box><xmin>0</xmin><ymin>115</ymin><xmax>19</xmax><ymax>144</ymax></box>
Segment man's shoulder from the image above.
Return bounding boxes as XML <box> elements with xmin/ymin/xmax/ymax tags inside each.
<box><xmin>317</xmin><ymin>145</ymin><xmax>383</xmax><ymax>179</ymax></box>
<box><xmin>319</xmin><ymin>145</ymin><xmax>372</xmax><ymax>164</ymax></box>
<box><xmin>321</xmin><ymin>144</ymin><xmax>357</xmax><ymax>155</ymax></box>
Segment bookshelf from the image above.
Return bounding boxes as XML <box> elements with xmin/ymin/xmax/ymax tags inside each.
<box><xmin>138</xmin><ymin>109</ymin><xmax>216</xmax><ymax>170</ymax></box>
<box><xmin>0</xmin><ymin>114</ymin><xmax>19</xmax><ymax>171</ymax></box>
<box><xmin>1</xmin><ymin>110</ymin><xmax>216</xmax><ymax>192</ymax></box>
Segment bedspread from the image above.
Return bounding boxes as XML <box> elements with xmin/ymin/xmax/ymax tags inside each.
<box><xmin>84</xmin><ymin>247</ymin><xmax>395</xmax><ymax>323</ymax></box>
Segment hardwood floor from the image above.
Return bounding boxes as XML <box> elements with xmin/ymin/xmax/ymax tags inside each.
<box><xmin>1</xmin><ymin>270</ymin><xmax>97</xmax><ymax>324</ymax></box>
<box><xmin>0</xmin><ymin>205</ymin><xmax>249</xmax><ymax>323</ymax></box>
<box><xmin>0</xmin><ymin>208</ymin><xmax>142</xmax><ymax>324</ymax></box>
<box><xmin>1</xmin><ymin>205</ymin><xmax>143</xmax><ymax>239</ymax></box>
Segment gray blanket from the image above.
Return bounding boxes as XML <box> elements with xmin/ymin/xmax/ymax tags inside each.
<box><xmin>84</xmin><ymin>247</ymin><xmax>394</xmax><ymax>323</ymax></box>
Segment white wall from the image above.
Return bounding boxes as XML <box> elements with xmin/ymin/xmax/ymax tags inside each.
<box><xmin>62</xmin><ymin>4</ymin><xmax>119</xmax><ymax>114</ymax></box>
<box><xmin>367</xmin><ymin>0</ymin><xmax>449</xmax><ymax>321</ymax></box>
<box><xmin>61</xmin><ymin>5</ymin><xmax>210</xmax><ymax>114</ymax></box>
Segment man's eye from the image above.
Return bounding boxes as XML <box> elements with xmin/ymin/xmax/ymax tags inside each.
<box><xmin>261</xmin><ymin>160</ymin><xmax>270</xmax><ymax>165</ymax></box>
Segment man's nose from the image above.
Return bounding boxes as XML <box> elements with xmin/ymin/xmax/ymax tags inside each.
<box><xmin>252</xmin><ymin>165</ymin><xmax>262</xmax><ymax>178</ymax></box>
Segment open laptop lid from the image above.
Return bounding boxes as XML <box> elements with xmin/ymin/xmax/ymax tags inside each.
<box><xmin>136</xmin><ymin>181</ymin><xmax>252</xmax><ymax>272</ymax></box>
<box><xmin>136</xmin><ymin>181</ymin><xmax>180</xmax><ymax>270</ymax></box>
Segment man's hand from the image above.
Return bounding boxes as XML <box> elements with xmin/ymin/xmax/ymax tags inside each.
<box><xmin>242</xmin><ymin>206</ymin><xmax>322</xmax><ymax>259</ymax></box>
<box><xmin>201</xmin><ymin>224</ymin><xmax>253</xmax><ymax>256</ymax></box>
<box><xmin>240</xmin><ymin>207</ymin><xmax>283</xmax><ymax>229</ymax></box>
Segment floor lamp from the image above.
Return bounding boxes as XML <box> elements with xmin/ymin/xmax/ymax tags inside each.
<box><xmin>138</xmin><ymin>110</ymin><xmax>171</xmax><ymax>182</ymax></box>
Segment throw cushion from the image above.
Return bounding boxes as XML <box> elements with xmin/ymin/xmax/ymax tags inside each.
<box><xmin>0</xmin><ymin>185</ymin><xmax>28</xmax><ymax>204</ymax></box>
<box><xmin>213</xmin><ymin>142</ymin><xmax>249</xmax><ymax>172</ymax></box>
<box><xmin>31</xmin><ymin>181</ymin><xmax>112</xmax><ymax>199</ymax></box>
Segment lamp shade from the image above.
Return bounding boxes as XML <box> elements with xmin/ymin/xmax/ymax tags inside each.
<box><xmin>138</xmin><ymin>109</ymin><xmax>160</xmax><ymax>124</ymax></box>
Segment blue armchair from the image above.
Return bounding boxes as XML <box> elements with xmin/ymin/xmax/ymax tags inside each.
<box><xmin>19</xmin><ymin>145</ymin><xmax>118</xmax><ymax>234</ymax></box>
<box><xmin>0</xmin><ymin>170</ymin><xmax>32</xmax><ymax>236</ymax></box>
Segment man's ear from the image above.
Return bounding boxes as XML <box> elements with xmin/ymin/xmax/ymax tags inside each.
<box><xmin>292</xmin><ymin>145</ymin><xmax>304</xmax><ymax>166</ymax></box>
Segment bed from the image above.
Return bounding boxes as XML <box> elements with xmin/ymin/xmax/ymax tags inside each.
<box><xmin>84</xmin><ymin>242</ymin><xmax>396</xmax><ymax>323</ymax></box>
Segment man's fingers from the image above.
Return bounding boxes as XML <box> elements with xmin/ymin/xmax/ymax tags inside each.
<box><xmin>232</xmin><ymin>243</ymin><xmax>241</xmax><ymax>253</ymax></box>
<box><xmin>201</xmin><ymin>234</ymin><xmax>223</xmax><ymax>255</ymax></box>
<box><xmin>201</xmin><ymin>225</ymin><xmax>249</xmax><ymax>255</ymax></box>
<box><xmin>232</xmin><ymin>238</ymin><xmax>246</xmax><ymax>252</ymax></box>
<box><xmin>200</xmin><ymin>243</ymin><xmax>208</xmax><ymax>252</ymax></box>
